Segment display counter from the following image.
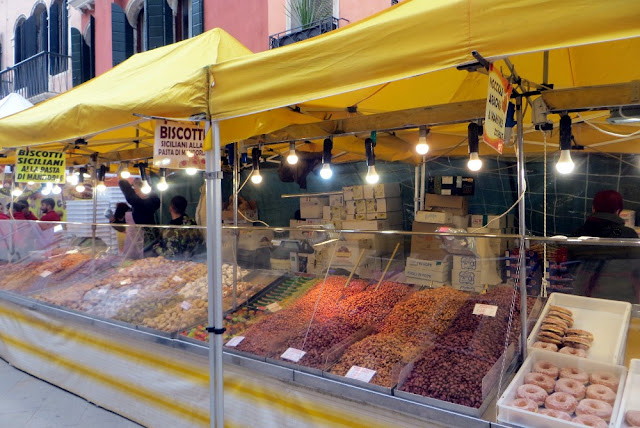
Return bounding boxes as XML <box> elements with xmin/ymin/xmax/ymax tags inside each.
<box><xmin>0</xmin><ymin>221</ymin><xmax>638</xmax><ymax>427</ymax></box>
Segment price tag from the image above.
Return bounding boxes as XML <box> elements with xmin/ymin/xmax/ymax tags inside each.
<box><xmin>126</xmin><ymin>289</ymin><xmax>139</xmax><ymax>297</ymax></box>
<box><xmin>266</xmin><ymin>302</ymin><xmax>282</xmax><ymax>312</ymax></box>
<box><xmin>65</xmin><ymin>249</ymin><xmax>79</xmax><ymax>255</ymax></box>
<box><xmin>180</xmin><ymin>301</ymin><xmax>192</xmax><ymax>311</ymax></box>
<box><xmin>39</xmin><ymin>270</ymin><xmax>52</xmax><ymax>278</ymax></box>
<box><xmin>280</xmin><ymin>348</ymin><xmax>306</xmax><ymax>363</ymax></box>
<box><xmin>345</xmin><ymin>366</ymin><xmax>377</xmax><ymax>383</ymax></box>
<box><xmin>173</xmin><ymin>276</ymin><xmax>184</xmax><ymax>282</ymax></box>
<box><xmin>120</xmin><ymin>279</ymin><xmax>131</xmax><ymax>286</ymax></box>
<box><xmin>97</xmin><ymin>289</ymin><xmax>108</xmax><ymax>295</ymax></box>
<box><xmin>225</xmin><ymin>336</ymin><xmax>245</xmax><ymax>347</ymax></box>
<box><xmin>473</xmin><ymin>303</ymin><xmax>498</xmax><ymax>317</ymax></box>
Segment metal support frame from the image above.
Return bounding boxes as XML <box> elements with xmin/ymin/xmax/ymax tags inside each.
<box><xmin>232</xmin><ymin>142</ymin><xmax>239</xmax><ymax>310</ymax></box>
<box><xmin>205</xmin><ymin>121</ymin><xmax>224</xmax><ymax>428</ymax></box>
<box><xmin>414</xmin><ymin>165</ymin><xmax>420</xmax><ymax>215</ymax></box>
<box><xmin>419</xmin><ymin>158</ymin><xmax>426</xmax><ymax>211</ymax></box>
<box><xmin>516</xmin><ymin>98</ymin><xmax>528</xmax><ymax>361</ymax></box>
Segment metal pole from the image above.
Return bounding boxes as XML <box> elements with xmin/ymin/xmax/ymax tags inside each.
<box><xmin>205</xmin><ymin>121</ymin><xmax>224</xmax><ymax>428</ymax></box>
<box><xmin>516</xmin><ymin>97</ymin><xmax>528</xmax><ymax>361</ymax></box>
<box><xmin>91</xmin><ymin>160</ymin><xmax>98</xmax><ymax>264</ymax></box>
<box><xmin>232</xmin><ymin>142</ymin><xmax>239</xmax><ymax>310</ymax></box>
<box><xmin>414</xmin><ymin>165</ymin><xmax>419</xmax><ymax>215</ymax></box>
<box><xmin>419</xmin><ymin>157</ymin><xmax>426</xmax><ymax>211</ymax></box>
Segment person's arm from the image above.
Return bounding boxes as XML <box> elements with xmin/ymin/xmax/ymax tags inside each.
<box><xmin>119</xmin><ymin>180</ymin><xmax>141</xmax><ymax>207</ymax></box>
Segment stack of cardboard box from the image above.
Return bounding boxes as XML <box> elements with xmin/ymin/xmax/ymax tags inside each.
<box><xmin>450</xmin><ymin>254</ymin><xmax>501</xmax><ymax>292</ymax></box>
<box><xmin>404</xmin><ymin>256</ymin><xmax>451</xmax><ymax>288</ymax></box>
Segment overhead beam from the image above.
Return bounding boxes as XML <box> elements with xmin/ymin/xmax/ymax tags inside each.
<box><xmin>542</xmin><ymin>81</ymin><xmax>640</xmax><ymax>112</ymax></box>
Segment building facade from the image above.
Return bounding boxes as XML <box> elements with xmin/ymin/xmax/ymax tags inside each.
<box><xmin>0</xmin><ymin>0</ymin><xmax>399</xmax><ymax>104</ymax></box>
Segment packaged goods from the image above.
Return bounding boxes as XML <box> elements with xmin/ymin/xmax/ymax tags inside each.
<box><xmin>428</xmin><ymin>176</ymin><xmax>475</xmax><ymax>196</ymax></box>
<box><xmin>365</xmin><ymin>197</ymin><xmax>402</xmax><ymax>213</ymax></box>
<box><xmin>363</xmin><ymin>182</ymin><xmax>401</xmax><ymax>199</ymax></box>
<box><xmin>300</xmin><ymin>197</ymin><xmax>329</xmax><ymax>219</ymax></box>
<box><xmin>329</xmin><ymin>194</ymin><xmax>344</xmax><ymax>207</ymax></box>
<box><xmin>343</xmin><ymin>185</ymin><xmax>364</xmax><ymax>201</ymax></box>
<box><xmin>424</xmin><ymin>194</ymin><xmax>469</xmax><ymax>216</ymax></box>
<box><xmin>470</xmin><ymin>214</ymin><xmax>515</xmax><ymax>230</ymax></box>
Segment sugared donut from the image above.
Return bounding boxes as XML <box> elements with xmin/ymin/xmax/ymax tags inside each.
<box><xmin>626</xmin><ymin>410</ymin><xmax>640</xmax><ymax>427</ymax></box>
<box><xmin>559</xmin><ymin>366</ymin><xmax>589</xmax><ymax>384</ymax></box>
<box><xmin>533</xmin><ymin>341</ymin><xmax>558</xmax><ymax>352</ymax></box>
<box><xmin>573</xmin><ymin>414</ymin><xmax>609</xmax><ymax>428</ymax></box>
<box><xmin>590</xmin><ymin>371</ymin><xmax>619</xmax><ymax>392</ymax></box>
<box><xmin>509</xmin><ymin>397</ymin><xmax>538</xmax><ymax>412</ymax></box>
<box><xmin>524</xmin><ymin>372</ymin><xmax>556</xmax><ymax>393</ymax></box>
<box><xmin>539</xmin><ymin>408</ymin><xmax>572</xmax><ymax>421</ymax></box>
<box><xmin>558</xmin><ymin>347</ymin><xmax>587</xmax><ymax>358</ymax></box>
<box><xmin>575</xmin><ymin>399</ymin><xmax>613</xmax><ymax>422</ymax></box>
<box><xmin>555</xmin><ymin>377</ymin><xmax>586</xmax><ymax>400</ymax></box>
<box><xmin>516</xmin><ymin>384</ymin><xmax>547</xmax><ymax>406</ymax></box>
<box><xmin>586</xmin><ymin>384</ymin><xmax>616</xmax><ymax>405</ymax></box>
<box><xmin>533</xmin><ymin>360</ymin><xmax>560</xmax><ymax>379</ymax></box>
<box><xmin>545</xmin><ymin>392</ymin><xmax>578</xmax><ymax>414</ymax></box>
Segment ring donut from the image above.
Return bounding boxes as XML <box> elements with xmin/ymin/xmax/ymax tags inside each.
<box><xmin>559</xmin><ymin>366</ymin><xmax>589</xmax><ymax>384</ymax></box>
<box><xmin>516</xmin><ymin>384</ymin><xmax>547</xmax><ymax>406</ymax></box>
<box><xmin>555</xmin><ymin>377</ymin><xmax>586</xmax><ymax>400</ymax></box>
<box><xmin>575</xmin><ymin>399</ymin><xmax>613</xmax><ymax>422</ymax></box>
<box><xmin>626</xmin><ymin>410</ymin><xmax>640</xmax><ymax>427</ymax></box>
<box><xmin>558</xmin><ymin>347</ymin><xmax>587</xmax><ymax>358</ymax></box>
<box><xmin>532</xmin><ymin>360</ymin><xmax>560</xmax><ymax>379</ymax></box>
<box><xmin>509</xmin><ymin>397</ymin><xmax>538</xmax><ymax>413</ymax></box>
<box><xmin>524</xmin><ymin>372</ymin><xmax>555</xmax><ymax>393</ymax></box>
<box><xmin>545</xmin><ymin>392</ymin><xmax>578</xmax><ymax>414</ymax></box>
<box><xmin>586</xmin><ymin>384</ymin><xmax>616</xmax><ymax>405</ymax></box>
<box><xmin>539</xmin><ymin>408</ymin><xmax>571</xmax><ymax>421</ymax></box>
<box><xmin>573</xmin><ymin>414</ymin><xmax>608</xmax><ymax>428</ymax></box>
<box><xmin>590</xmin><ymin>372</ymin><xmax>619</xmax><ymax>392</ymax></box>
<box><xmin>533</xmin><ymin>341</ymin><xmax>558</xmax><ymax>352</ymax></box>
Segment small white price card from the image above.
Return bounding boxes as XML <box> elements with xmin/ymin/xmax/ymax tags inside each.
<box><xmin>266</xmin><ymin>302</ymin><xmax>282</xmax><ymax>312</ymax></box>
<box><xmin>473</xmin><ymin>303</ymin><xmax>498</xmax><ymax>317</ymax></box>
<box><xmin>126</xmin><ymin>289</ymin><xmax>139</xmax><ymax>297</ymax></box>
<box><xmin>173</xmin><ymin>276</ymin><xmax>184</xmax><ymax>282</ymax></box>
<box><xmin>345</xmin><ymin>366</ymin><xmax>377</xmax><ymax>383</ymax></box>
<box><xmin>65</xmin><ymin>249</ymin><xmax>79</xmax><ymax>254</ymax></box>
<box><xmin>280</xmin><ymin>348</ymin><xmax>306</xmax><ymax>363</ymax></box>
<box><xmin>97</xmin><ymin>288</ymin><xmax>108</xmax><ymax>295</ymax></box>
<box><xmin>180</xmin><ymin>301</ymin><xmax>192</xmax><ymax>311</ymax></box>
<box><xmin>225</xmin><ymin>336</ymin><xmax>245</xmax><ymax>347</ymax></box>
<box><xmin>39</xmin><ymin>270</ymin><xmax>52</xmax><ymax>278</ymax></box>
<box><xmin>120</xmin><ymin>278</ymin><xmax>131</xmax><ymax>285</ymax></box>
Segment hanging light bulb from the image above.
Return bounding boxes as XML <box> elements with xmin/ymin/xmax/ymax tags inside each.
<box><xmin>96</xmin><ymin>181</ymin><xmax>106</xmax><ymax>192</ymax></box>
<box><xmin>286</xmin><ymin>142</ymin><xmax>298</xmax><ymax>165</ymax></box>
<box><xmin>119</xmin><ymin>162</ymin><xmax>131</xmax><ymax>179</ymax></box>
<box><xmin>416</xmin><ymin>126</ymin><xmax>430</xmax><ymax>155</ymax></box>
<box><xmin>157</xmin><ymin>169</ymin><xmax>169</xmax><ymax>191</ymax></box>
<box><xmin>556</xmin><ymin>114</ymin><xmax>575</xmax><ymax>175</ymax></box>
<box><xmin>52</xmin><ymin>184</ymin><xmax>62</xmax><ymax>195</ymax></box>
<box><xmin>75</xmin><ymin>183</ymin><xmax>85</xmax><ymax>193</ymax></box>
<box><xmin>467</xmin><ymin>123</ymin><xmax>483</xmax><ymax>171</ymax></box>
<box><xmin>96</xmin><ymin>164</ymin><xmax>107</xmax><ymax>192</ymax></box>
<box><xmin>185</xmin><ymin>167</ymin><xmax>198</xmax><ymax>175</ymax></box>
<box><xmin>11</xmin><ymin>186</ymin><xmax>23</xmax><ymax>197</ymax></box>
<box><xmin>41</xmin><ymin>183</ymin><xmax>52</xmax><ymax>196</ymax></box>
<box><xmin>68</xmin><ymin>172</ymin><xmax>79</xmax><ymax>186</ymax></box>
<box><xmin>141</xmin><ymin>180</ymin><xmax>152</xmax><ymax>194</ymax></box>
<box><xmin>320</xmin><ymin>137</ymin><xmax>333</xmax><ymax>180</ymax></box>
<box><xmin>364</xmin><ymin>133</ymin><xmax>380</xmax><ymax>184</ymax></box>
<box><xmin>251</xmin><ymin>147</ymin><xmax>262</xmax><ymax>184</ymax></box>
<box><xmin>76</xmin><ymin>168</ymin><xmax>86</xmax><ymax>192</ymax></box>
<box><xmin>27</xmin><ymin>181</ymin><xmax>35</xmax><ymax>185</ymax></box>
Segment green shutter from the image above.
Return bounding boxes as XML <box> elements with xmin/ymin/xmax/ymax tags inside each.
<box><xmin>111</xmin><ymin>3</ymin><xmax>133</xmax><ymax>66</ymax></box>
<box><xmin>145</xmin><ymin>0</ymin><xmax>173</xmax><ymax>50</ymax></box>
<box><xmin>88</xmin><ymin>16</ymin><xmax>95</xmax><ymax>79</ymax></box>
<box><xmin>71</xmin><ymin>27</ymin><xmax>83</xmax><ymax>86</ymax></box>
<box><xmin>50</xmin><ymin>4</ymin><xmax>60</xmax><ymax>74</ymax></box>
<box><xmin>24</xmin><ymin>16</ymin><xmax>37</xmax><ymax>59</ymax></box>
<box><xmin>191</xmin><ymin>0</ymin><xmax>203</xmax><ymax>36</ymax></box>
<box><xmin>39</xmin><ymin>11</ymin><xmax>48</xmax><ymax>53</ymax></box>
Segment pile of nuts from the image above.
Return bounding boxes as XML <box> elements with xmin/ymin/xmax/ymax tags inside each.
<box><xmin>336</xmin><ymin>281</ymin><xmax>413</xmax><ymax>330</ymax></box>
<box><xmin>142</xmin><ymin>299</ymin><xmax>208</xmax><ymax>332</ymax></box>
<box><xmin>113</xmin><ymin>295</ymin><xmax>184</xmax><ymax>324</ymax></box>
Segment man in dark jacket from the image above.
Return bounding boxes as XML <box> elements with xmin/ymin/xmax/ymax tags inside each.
<box><xmin>569</xmin><ymin>190</ymin><xmax>640</xmax><ymax>303</ymax></box>
<box><xmin>119</xmin><ymin>178</ymin><xmax>161</xmax><ymax>252</ymax></box>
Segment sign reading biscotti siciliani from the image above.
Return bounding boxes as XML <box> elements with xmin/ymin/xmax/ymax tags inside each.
<box><xmin>153</xmin><ymin>120</ymin><xmax>206</xmax><ymax>170</ymax></box>
<box><xmin>15</xmin><ymin>149</ymin><xmax>66</xmax><ymax>183</ymax></box>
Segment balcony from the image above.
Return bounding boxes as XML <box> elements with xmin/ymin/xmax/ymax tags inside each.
<box><xmin>269</xmin><ymin>17</ymin><xmax>343</xmax><ymax>49</ymax></box>
<box><xmin>0</xmin><ymin>52</ymin><xmax>72</xmax><ymax>104</ymax></box>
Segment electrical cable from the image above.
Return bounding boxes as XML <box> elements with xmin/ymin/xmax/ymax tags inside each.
<box><xmin>580</xmin><ymin>116</ymin><xmax>640</xmax><ymax>138</ymax></box>
<box><xmin>237</xmin><ymin>209</ymin><xmax>270</xmax><ymax>227</ymax></box>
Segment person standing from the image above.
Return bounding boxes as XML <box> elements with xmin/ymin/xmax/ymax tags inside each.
<box><xmin>40</xmin><ymin>198</ymin><xmax>61</xmax><ymax>222</ymax></box>
<box><xmin>153</xmin><ymin>195</ymin><xmax>202</xmax><ymax>259</ymax></box>
<box><xmin>119</xmin><ymin>178</ymin><xmax>161</xmax><ymax>254</ymax></box>
<box><xmin>19</xmin><ymin>199</ymin><xmax>38</xmax><ymax>220</ymax></box>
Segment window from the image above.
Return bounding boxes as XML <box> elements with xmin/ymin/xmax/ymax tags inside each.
<box><xmin>14</xmin><ymin>17</ymin><xmax>26</xmax><ymax>63</ymax></box>
<box><xmin>136</xmin><ymin>7</ymin><xmax>146</xmax><ymax>53</ymax></box>
<box><xmin>50</xmin><ymin>0</ymin><xmax>69</xmax><ymax>74</ymax></box>
<box><xmin>175</xmin><ymin>0</ymin><xmax>191</xmax><ymax>42</ymax></box>
<box><xmin>33</xmin><ymin>4</ymin><xmax>48</xmax><ymax>54</ymax></box>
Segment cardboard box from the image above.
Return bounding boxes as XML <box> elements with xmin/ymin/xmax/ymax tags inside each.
<box><xmin>405</xmin><ymin>267</ymin><xmax>450</xmax><ymax>283</ymax></box>
<box><xmin>428</xmin><ymin>176</ymin><xmax>475</xmax><ymax>196</ymax></box>
<box><xmin>620</xmin><ymin>209</ymin><xmax>636</xmax><ymax>227</ymax></box>
<box><xmin>470</xmin><ymin>214</ymin><xmax>515</xmax><ymax>230</ymax></box>
<box><xmin>342</xmin><ymin>219</ymin><xmax>393</xmax><ymax>240</ymax></box>
<box><xmin>452</xmin><ymin>255</ymin><xmax>481</xmax><ymax>271</ymax></box>
<box><xmin>345</xmin><ymin>200</ymin><xmax>356</xmax><ymax>215</ymax></box>
<box><xmin>364</xmin><ymin>182</ymin><xmax>401</xmax><ymax>199</ymax></box>
<box><xmin>355</xmin><ymin>199</ymin><xmax>367</xmax><ymax>214</ymax></box>
<box><xmin>365</xmin><ymin>197</ymin><xmax>403</xmax><ymax>213</ymax></box>
<box><xmin>406</xmin><ymin>256</ymin><xmax>451</xmax><ymax>273</ymax></box>
<box><xmin>410</xmin><ymin>221</ymin><xmax>448</xmax><ymax>259</ymax></box>
<box><xmin>415</xmin><ymin>211</ymin><xmax>453</xmax><ymax>224</ymax></box>
<box><xmin>323</xmin><ymin>206</ymin><xmax>344</xmax><ymax>221</ymax></box>
<box><xmin>289</xmin><ymin>219</ymin><xmax>327</xmax><ymax>240</ymax></box>
<box><xmin>452</xmin><ymin>282</ymin><xmax>485</xmax><ymax>293</ymax></box>
<box><xmin>300</xmin><ymin>197</ymin><xmax>329</xmax><ymax>219</ymax></box>
<box><xmin>329</xmin><ymin>194</ymin><xmax>344</xmax><ymax>207</ymax></box>
<box><xmin>345</xmin><ymin>213</ymin><xmax>367</xmax><ymax>221</ymax></box>
<box><xmin>343</xmin><ymin>185</ymin><xmax>364</xmax><ymax>200</ymax></box>
<box><xmin>403</xmin><ymin>276</ymin><xmax>447</xmax><ymax>288</ymax></box>
<box><xmin>451</xmin><ymin>268</ymin><xmax>493</xmax><ymax>288</ymax></box>
<box><xmin>237</xmin><ymin>229</ymin><xmax>274</xmax><ymax>251</ymax></box>
<box><xmin>366</xmin><ymin>211</ymin><xmax>403</xmax><ymax>221</ymax></box>
<box><xmin>424</xmin><ymin>194</ymin><xmax>469</xmax><ymax>215</ymax></box>
<box><xmin>337</xmin><ymin>236</ymin><xmax>403</xmax><ymax>256</ymax></box>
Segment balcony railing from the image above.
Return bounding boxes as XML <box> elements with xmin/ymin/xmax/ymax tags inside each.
<box><xmin>269</xmin><ymin>17</ymin><xmax>344</xmax><ymax>49</ymax></box>
<box><xmin>0</xmin><ymin>52</ymin><xmax>71</xmax><ymax>103</ymax></box>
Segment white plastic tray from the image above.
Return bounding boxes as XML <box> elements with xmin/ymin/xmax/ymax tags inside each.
<box><xmin>527</xmin><ymin>293</ymin><xmax>631</xmax><ymax>364</ymax></box>
<box><xmin>615</xmin><ymin>359</ymin><xmax>640</xmax><ymax>428</ymax></box>
<box><xmin>497</xmin><ymin>349</ymin><xmax>627</xmax><ymax>428</ymax></box>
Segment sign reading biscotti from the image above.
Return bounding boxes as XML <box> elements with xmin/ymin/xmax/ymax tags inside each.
<box><xmin>154</xmin><ymin>120</ymin><xmax>206</xmax><ymax>170</ymax></box>
<box><xmin>15</xmin><ymin>149</ymin><xmax>65</xmax><ymax>183</ymax></box>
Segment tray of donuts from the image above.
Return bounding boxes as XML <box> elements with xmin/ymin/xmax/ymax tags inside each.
<box><xmin>497</xmin><ymin>349</ymin><xmax>627</xmax><ymax>428</ymax></box>
<box><xmin>615</xmin><ymin>359</ymin><xmax>640</xmax><ymax>428</ymax></box>
<box><xmin>527</xmin><ymin>293</ymin><xmax>632</xmax><ymax>365</ymax></box>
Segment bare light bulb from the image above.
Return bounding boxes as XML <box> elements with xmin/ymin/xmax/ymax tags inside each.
<box><xmin>75</xmin><ymin>184</ymin><xmax>85</xmax><ymax>193</ymax></box>
<box><xmin>120</xmin><ymin>168</ymin><xmax>131</xmax><ymax>179</ymax></box>
<box><xmin>556</xmin><ymin>150</ymin><xmax>575</xmax><ymax>175</ymax></box>
<box><xmin>467</xmin><ymin>152</ymin><xmax>482</xmax><ymax>171</ymax></box>
<box><xmin>365</xmin><ymin>165</ymin><xmax>379</xmax><ymax>184</ymax></box>
<box><xmin>251</xmin><ymin>170</ymin><xmax>263</xmax><ymax>184</ymax></box>
<box><xmin>286</xmin><ymin>143</ymin><xmax>298</xmax><ymax>165</ymax></box>
<box><xmin>68</xmin><ymin>174</ymin><xmax>79</xmax><ymax>186</ymax></box>
<box><xmin>52</xmin><ymin>185</ymin><xmax>62</xmax><ymax>195</ymax></box>
<box><xmin>320</xmin><ymin>163</ymin><xmax>333</xmax><ymax>180</ymax></box>
<box><xmin>41</xmin><ymin>185</ymin><xmax>52</xmax><ymax>196</ymax></box>
<box><xmin>141</xmin><ymin>180</ymin><xmax>152</xmax><ymax>194</ymax></box>
<box><xmin>96</xmin><ymin>181</ymin><xmax>107</xmax><ymax>192</ymax></box>
<box><xmin>186</xmin><ymin>167</ymin><xmax>198</xmax><ymax>175</ymax></box>
<box><xmin>27</xmin><ymin>181</ymin><xmax>35</xmax><ymax>185</ymax></box>
<box><xmin>157</xmin><ymin>176</ymin><xmax>169</xmax><ymax>191</ymax></box>
<box><xmin>416</xmin><ymin>128</ymin><xmax>430</xmax><ymax>155</ymax></box>
<box><xmin>11</xmin><ymin>187</ymin><xmax>23</xmax><ymax>197</ymax></box>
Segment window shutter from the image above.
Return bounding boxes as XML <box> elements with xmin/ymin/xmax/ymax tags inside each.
<box><xmin>14</xmin><ymin>23</ymin><xmax>22</xmax><ymax>63</ymax></box>
<box><xmin>24</xmin><ymin>16</ymin><xmax>37</xmax><ymax>59</ymax></box>
<box><xmin>191</xmin><ymin>0</ymin><xmax>203</xmax><ymax>36</ymax></box>
<box><xmin>50</xmin><ymin>4</ymin><xmax>60</xmax><ymax>74</ymax></box>
<box><xmin>39</xmin><ymin>11</ymin><xmax>48</xmax><ymax>53</ymax></box>
<box><xmin>88</xmin><ymin>15</ymin><xmax>95</xmax><ymax>79</ymax></box>
<box><xmin>61</xmin><ymin>1</ymin><xmax>68</xmax><ymax>56</ymax></box>
<box><xmin>145</xmin><ymin>0</ymin><xmax>173</xmax><ymax>50</ymax></box>
<box><xmin>71</xmin><ymin>27</ymin><xmax>83</xmax><ymax>86</ymax></box>
<box><xmin>111</xmin><ymin>3</ymin><xmax>133</xmax><ymax>66</ymax></box>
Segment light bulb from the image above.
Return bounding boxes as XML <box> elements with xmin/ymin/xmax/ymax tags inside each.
<box><xmin>141</xmin><ymin>180</ymin><xmax>152</xmax><ymax>194</ymax></box>
<box><xmin>11</xmin><ymin>187</ymin><xmax>23</xmax><ymax>197</ymax></box>
<box><xmin>162</xmin><ymin>158</ymin><xmax>170</xmax><ymax>165</ymax></box>
<box><xmin>27</xmin><ymin>181</ymin><xmax>35</xmax><ymax>185</ymax></box>
<box><xmin>157</xmin><ymin>176</ymin><xmax>169</xmax><ymax>191</ymax></box>
<box><xmin>96</xmin><ymin>181</ymin><xmax>106</xmax><ymax>192</ymax></box>
<box><xmin>120</xmin><ymin>169</ymin><xmax>131</xmax><ymax>179</ymax></box>
<box><xmin>556</xmin><ymin>150</ymin><xmax>575</xmax><ymax>174</ymax></box>
<box><xmin>286</xmin><ymin>142</ymin><xmax>298</xmax><ymax>165</ymax></box>
<box><xmin>41</xmin><ymin>186</ymin><xmax>52</xmax><ymax>196</ymax></box>
<box><xmin>68</xmin><ymin>174</ymin><xmax>79</xmax><ymax>186</ymax></box>
<box><xmin>416</xmin><ymin>128</ymin><xmax>430</xmax><ymax>155</ymax></box>
<box><xmin>366</xmin><ymin>165</ymin><xmax>379</xmax><ymax>184</ymax></box>
<box><xmin>467</xmin><ymin>152</ymin><xmax>482</xmax><ymax>171</ymax></box>
<box><xmin>251</xmin><ymin>170</ymin><xmax>263</xmax><ymax>184</ymax></box>
<box><xmin>186</xmin><ymin>167</ymin><xmax>198</xmax><ymax>175</ymax></box>
<box><xmin>320</xmin><ymin>163</ymin><xmax>333</xmax><ymax>180</ymax></box>
<box><xmin>52</xmin><ymin>185</ymin><xmax>62</xmax><ymax>195</ymax></box>
<box><xmin>75</xmin><ymin>184</ymin><xmax>85</xmax><ymax>193</ymax></box>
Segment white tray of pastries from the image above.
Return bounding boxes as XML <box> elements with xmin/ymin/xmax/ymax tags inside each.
<box><xmin>614</xmin><ymin>359</ymin><xmax>640</xmax><ymax>428</ymax></box>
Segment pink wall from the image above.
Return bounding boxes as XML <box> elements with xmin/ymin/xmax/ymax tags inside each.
<box><xmin>94</xmin><ymin>1</ymin><xmax>113</xmax><ymax>76</ymax></box>
<box><xmin>339</xmin><ymin>0</ymin><xmax>392</xmax><ymax>26</ymax></box>
<box><xmin>205</xmin><ymin>0</ymin><xmax>269</xmax><ymax>53</ymax></box>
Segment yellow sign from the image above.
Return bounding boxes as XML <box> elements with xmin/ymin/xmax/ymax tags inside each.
<box><xmin>15</xmin><ymin>149</ymin><xmax>66</xmax><ymax>183</ymax></box>
<box><xmin>483</xmin><ymin>64</ymin><xmax>512</xmax><ymax>154</ymax></box>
